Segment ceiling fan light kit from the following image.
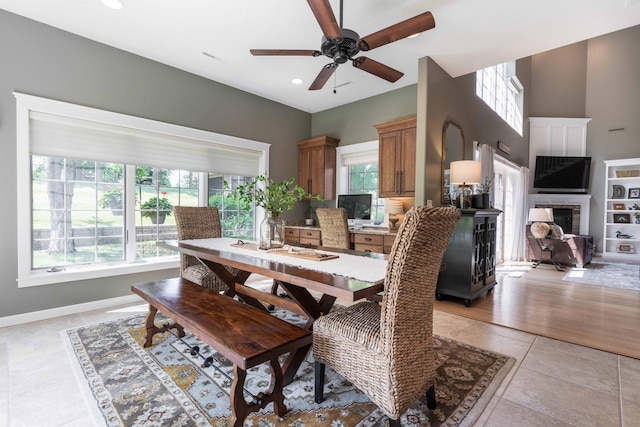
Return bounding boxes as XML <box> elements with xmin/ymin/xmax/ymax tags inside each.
<box><xmin>251</xmin><ymin>0</ymin><xmax>435</xmax><ymax>91</ymax></box>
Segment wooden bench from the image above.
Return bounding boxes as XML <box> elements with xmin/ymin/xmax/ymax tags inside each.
<box><xmin>131</xmin><ymin>277</ymin><xmax>313</xmax><ymax>427</ymax></box>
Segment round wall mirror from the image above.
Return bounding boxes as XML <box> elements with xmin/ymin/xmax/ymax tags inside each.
<box><xmin>441</xmin><ymin>120</ymin><xmax>465</xmax><ymax>204</ymax></box>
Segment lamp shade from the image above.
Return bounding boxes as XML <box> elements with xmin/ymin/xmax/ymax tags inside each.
<box><xmin>528</xmin><ymin>208</ymin><xmax>554</xmax><ymax>223</ymax></box>
<box><xmin>450</xmin><ymin>160</ymin><xmax>481</xmax><ymax>185</ymax></box>
<box><xmin>385</xmin><ymin>199</ymin><xmax>404</xmax><ymax>214</ymax></box>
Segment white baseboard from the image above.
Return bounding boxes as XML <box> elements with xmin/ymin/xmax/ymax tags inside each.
<box><xmin>0</xmin><ymin>294</ymin><xmax>144</xmax><ymax>328</ymax></box>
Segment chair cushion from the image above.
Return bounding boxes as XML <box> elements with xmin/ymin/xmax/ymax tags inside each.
<box><xmin>313</xmin><ymin>301</ymin><xmax>382</xmax><ymax>353</ymax></box>
<box><xmin>181</xmin><ymin>264</ymin><xmax>228</xmax><ymax>293</ymax></box>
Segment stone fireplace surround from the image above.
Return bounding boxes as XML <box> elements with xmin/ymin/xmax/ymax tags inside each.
<box><xmin>528</xmin><ymin>194</ymin><xmax>591</xmax><ymax>236</ymax></box>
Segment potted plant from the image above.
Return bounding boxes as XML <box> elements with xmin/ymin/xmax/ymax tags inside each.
<box><xmin>472</xmin><ymin>177</ymin><xmax>491</xmax><ymax>209</ymax></box>
<box><xmin>141</xmin><ymin>192</ymin><xmax>173</xmax><ymax>224</ymax></box>
<box><xmin>100</xmin><ymin>186</ymin><xmax>124</xmax><ymax>215</ymax></box>
<box><xmin>227</xmin><ymin>175</ymin><xmax>321</xmax><ymax>249</ymax></box>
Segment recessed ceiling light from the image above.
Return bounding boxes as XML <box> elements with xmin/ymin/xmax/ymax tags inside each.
<box><xmin>292</xmin><ymin>78</ymin><xmax>304</xmax><ymax>85</ymax></box>
<box><xmin>406</xmin><ymin>32</ymin><xmax>421</xmax><ymax>39</ymax></box>
<box><xmin>101</xmin><ymin>0</ymin><xmax>124</xmax><ymax>10</ymax></box>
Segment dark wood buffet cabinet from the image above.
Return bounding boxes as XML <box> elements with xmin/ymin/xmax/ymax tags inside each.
<box><xmin>436</xmin><ymin>209</ymin><xmax>501</xmax><ymax>307</ymax></box>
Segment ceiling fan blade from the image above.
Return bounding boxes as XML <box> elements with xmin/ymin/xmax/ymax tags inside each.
<box><xmin>309</xmin><ymin>63</ymin><xmax>338</xmax><ymax>90</ymax></box>
<box><xmin>250</xmin><ymin>49</ymin><xmax>322</xmax><ymax>57</ymax></box>
<box><xmin>352</xmin><ymin>57</ymin><xmax>403</xmax><ymax>83</ymax></box>
<box><xmin>307</xmin><ymin>0</ymin><xmax>342</xmax><ymax>41</ymax></box>
<box><xmin>358</xmin><ymin>11</ymin><xmax>435</xmax><ymax>51</ymax></box>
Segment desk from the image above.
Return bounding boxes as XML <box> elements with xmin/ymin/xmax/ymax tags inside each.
<box><xmin>157</xmin><ymin>238</ymin><xmax>386</xmax><ymax>385</ymax></box>
<box><xmin>285</xmin><ymin>225</ymin><xmax>397</xmax><ymax>254</ymax></box>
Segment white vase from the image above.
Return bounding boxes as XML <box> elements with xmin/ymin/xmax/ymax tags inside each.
<box><xmin>259</xmin><ymin>213</ymin><xmax>285</xmax><ymax>250</ymax></box>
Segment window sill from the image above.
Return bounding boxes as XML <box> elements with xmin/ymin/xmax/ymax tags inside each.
<box><xmin>18</xmin><ymin>257</ymin><xmax>180</xmax><ymax>288</ymax></box>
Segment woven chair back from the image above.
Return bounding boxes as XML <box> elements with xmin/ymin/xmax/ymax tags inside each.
<box><xmin>173</xmin><ymin>206</ymin><xmax>223</xmax><ymax>269</ymax></box>
<box><xmin>315</xmin><ymin>208</ymin><xmax>350</xmax><ymax>249</ymax></box>
<box><xmin>380</xmin><ymin>206</ymin><xmax>460</xmax><ymax>363</ymax></box>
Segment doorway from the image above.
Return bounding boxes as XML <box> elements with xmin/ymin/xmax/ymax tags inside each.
<box><xmin>493</xmin><ymin>156</ymin><xmax>523</xmax><ymax>263</ymax></box>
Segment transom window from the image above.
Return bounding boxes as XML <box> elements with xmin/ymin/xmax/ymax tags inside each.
<box><xmin>476</xmin><ymin>61</ymin><xmax>524</xmax><ymax>136</ymax></box>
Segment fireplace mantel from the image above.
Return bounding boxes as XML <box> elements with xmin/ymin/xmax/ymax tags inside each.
<box><xmin>528</xmin><ymin>194</ymin><xmax>591</xmax><ymax>235</ymax></box>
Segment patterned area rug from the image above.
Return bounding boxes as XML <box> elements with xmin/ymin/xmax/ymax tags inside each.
<box><xmin>563</xmin><ymin>260</ymin><xmax>640</xmax><ymax>290</ymax></box>
<box><xmin>65</xmin><ymin>310</ymin><xmax>514</xmax><ymax>427</ymax></box>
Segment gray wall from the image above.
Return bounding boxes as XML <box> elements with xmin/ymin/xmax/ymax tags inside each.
<box><xmin>421</xmin><ymin>58</ymin><xmax>530</xmax><ymax>204</ymax></box>
<box><xmin>530</xmin><ymin>41</ymin><xmax>588</xmax><ymax>118</ymax></box>
<box><xmin>311</xmin><ymin>84</ymin><xmax>418</xmax><ymax>145</ymax></box>
<box><xmin>585</xmin><ymin>26</ymin><xmax>640</xmax><ymax>252</ymax></box>
<box><xmin>0</xmin><ymin>10</ymin><xmax>310</xmax><ymax>317</ymax></box>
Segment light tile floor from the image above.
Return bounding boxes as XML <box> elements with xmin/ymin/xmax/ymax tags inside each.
<box><xmin>1</xmin><ymin>301</ymin><xmax>638</xmax><ymax>427</ymax></box>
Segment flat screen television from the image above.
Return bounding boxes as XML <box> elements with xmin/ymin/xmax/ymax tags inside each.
<box><xmin>533</xmin><ymin>156</ymin><xmax>591</xmax><ymax>191</ymax></box>
<box><xmin>337</xmin><ymin>194</ymin><xmax>372</xmax><ymax>222</ymax></box>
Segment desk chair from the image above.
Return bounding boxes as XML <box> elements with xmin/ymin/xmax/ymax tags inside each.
<box><xmin>173</xmin><ymin>206</ymin><xmax>237</xmax><ymax>294</ymax></box>
<box><xmin>315</xmin><ymin>207</ymin><xmax>350</xmax><ymax>249</ymax></box>
<box><xmin>313</xmin><ymin>206</ymin><xmax>460</xmax><ymax>426</ymax></box>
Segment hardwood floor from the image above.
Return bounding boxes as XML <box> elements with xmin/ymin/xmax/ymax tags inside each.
<box><xmin>434</xmin><ymin>262</ymin><xmax>640</xmax><ymax>360</ymax></box>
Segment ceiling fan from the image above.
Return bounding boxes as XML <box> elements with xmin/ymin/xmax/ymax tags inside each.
<box><xmin>250</xmin><ymin>0</ymin><xmax>436</xmax><ymax>91</ymax></box>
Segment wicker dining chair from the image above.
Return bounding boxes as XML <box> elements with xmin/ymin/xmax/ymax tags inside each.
<box><xmin>173</xmin><ymin>206</ymin><xmax>236</xmax><ymax>294</ymax></box>
<box><xmin>313</xmin><ymin>206</ymin><xmax>461</xmax><ymax>426</ymax></box>
<box><xmin>315</xmin><ymin>207</ymin><xmax>350</xmax><ymax>249</ymax></box>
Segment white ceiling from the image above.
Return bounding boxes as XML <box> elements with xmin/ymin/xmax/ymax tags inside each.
<box><xmin>2</xmin><ymin>0</ymin><xmax>640</xmax><ymax>114</ymax></box>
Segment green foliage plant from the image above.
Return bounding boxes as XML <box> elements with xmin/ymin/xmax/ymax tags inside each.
<box><xmin>226</xmin><ymin>175</ymin><xmax>321</xmax><ymax>217</ymax></box>
<box><xmin>140</xmin><ymin>191</ymin><xmax>174</xmax><ymax>218</ymax></box>
<box><xmin>100</xmin><ymin>186</ymin><xmax>124</xmax><ymax>209</ymax></box>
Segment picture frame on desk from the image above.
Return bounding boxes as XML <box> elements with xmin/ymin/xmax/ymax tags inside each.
<box><xmin>614</xmin><ymin>213</ymin><xmax>631</xmax><ymax>223</ymax></box>
<box><xmin>629</xmin><ymin>188</ymin><xmax>640</xmax><ymax>199</ymax></box>
<box><xmin>613</xmin><ymin>203</ymin><xmax>626</xmax><ymax>210</ymax></box>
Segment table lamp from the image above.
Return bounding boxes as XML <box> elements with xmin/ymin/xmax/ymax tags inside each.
<box><xmin>385</xmin><ymin>199</ymin><xmax>404</xmax><ymax>230</ymax></box>
<box><xmin>529</xmin><ymin>208</ymin><xmax>554</xmax><ymax>238</ymax></box>
<box><xmin>450</xmin><ymin>160</ymin><xmax>481</xmax><ymax>209</ymax></box>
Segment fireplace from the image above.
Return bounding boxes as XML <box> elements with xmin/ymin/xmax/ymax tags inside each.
<box><xmin>553</xmin><ymin>208</ymin><xmax>573</xmax><ymax>233</ymax></box>
<box><xmin>528</xmin><ymin>194</ymin><xmax>591</xmax><ymax>235</ymax></box>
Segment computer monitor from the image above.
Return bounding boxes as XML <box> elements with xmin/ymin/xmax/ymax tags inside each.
<box><xmin>337</xmin><ymin>194</ymin><xmax>372</xmax><ymax>225</ymax></box>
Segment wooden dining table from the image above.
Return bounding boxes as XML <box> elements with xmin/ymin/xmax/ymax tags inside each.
<box><xmin>157</xmin><ymin>238</ymin><xmax>386</xmax><ymax>385</ymax></box>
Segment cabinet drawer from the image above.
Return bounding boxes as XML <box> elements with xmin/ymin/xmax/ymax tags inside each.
<box><xmin>285</xmin><ymin>228</ymin><xmax>299</xmax><ymax>238</ymax></box>
<box><xmin>354</xmin><ymin>234</ymin><xmax>384</xmax><ymax>246</ymax></box>
<box><xmin>355</xmin><ymin>243</ymin><xmax>384</xmax><ymax>253</ymax></box>
<box><xmin>284</xmin><ymin>227</ymin><xmax>300</xmax><ymax>244</ymax></box>
<box><xmin>300</xmin><ymin>237</ymin><xmax>321</xmax><ymax>246</ymax></box>
<box><xmin>299</xmin><ymin>229</ymin><xmax>321</xmax><ymax>240</ymax></box>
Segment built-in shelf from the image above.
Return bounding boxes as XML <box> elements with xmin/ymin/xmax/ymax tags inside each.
<box><xmin>603</xmin><ymin>158</ymin><xmax>640</xmax><ymax>260</ymax></box>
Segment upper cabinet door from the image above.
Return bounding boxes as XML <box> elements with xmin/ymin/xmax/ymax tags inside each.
<box><xmin>375</xmin><ymin>117</ymin><xmax>417</xmax><ymax>198</ymax></box>
<box><xmin>298</xmin><ymin>136</ymin><xmax>340</xmax><ymax>200</ymax></box>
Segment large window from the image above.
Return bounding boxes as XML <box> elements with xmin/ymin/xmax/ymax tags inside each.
<box><xmin>16</xmin><ymin>93</ymin><xmax>269</xmax><ymax>287</ymax></box>
<box><xmin>476</xmin><ymin>61</ymin><xmax>524</xmax><ymax>136</ymax></box>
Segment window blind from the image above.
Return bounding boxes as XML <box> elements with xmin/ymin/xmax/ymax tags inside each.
<box><xmin>342</xmin><ymin>149</ymin><xmax>378</xmax><ymax>166</ymax></box>
<box><xmin>16</xmin><ymin>92</ymin><xmax>269</xmax><ymax>178</ymax></box>
<box><xmin>29</xmin><ymin>111</ymin><xmax>263</xmax><ymax>177</ymax></box>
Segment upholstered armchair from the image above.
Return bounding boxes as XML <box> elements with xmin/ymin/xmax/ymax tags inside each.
<box><xmin>173</xmin><ymin>206</ymin><xmax>236</xmax><ymax>293</ymax></box>
<box><xmin>313</xmin><ymin>206</ymin><xmax>461</xmax><ymax>425</ymax></box>
<box><xmin>315</xmin><ymin>207</ymin><xmax>350</xmax><ymax>249</ymax></box>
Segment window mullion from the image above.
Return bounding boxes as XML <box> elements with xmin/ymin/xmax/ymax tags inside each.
<box><xmin>125</xmin><ymin>165</ymin><xmax>137</xmax><ymax>262</ymax></box>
